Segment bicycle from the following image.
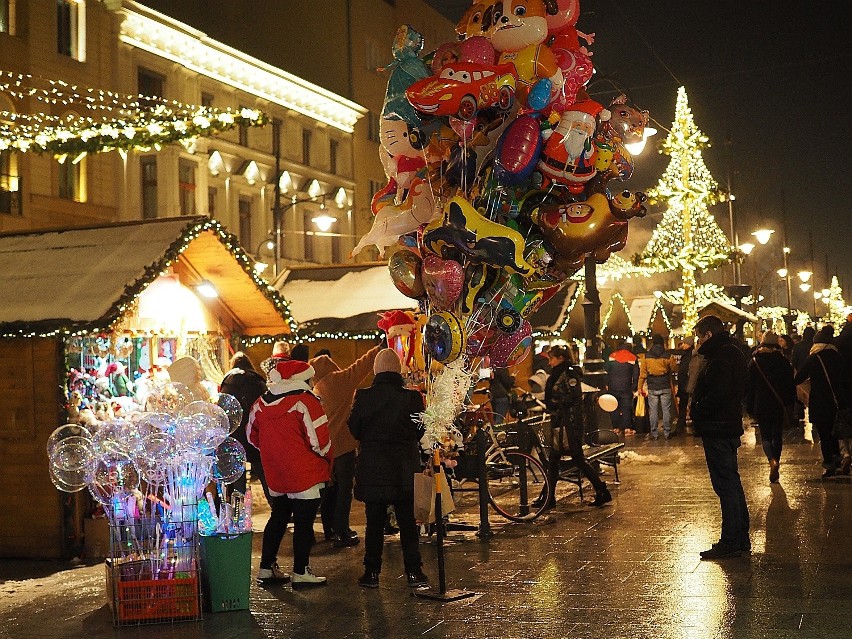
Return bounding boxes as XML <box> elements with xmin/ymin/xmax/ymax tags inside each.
<box><xmin>448</xmin><ymin>390</ymin><xmax>552</xmax><ymax>522</ymax></box>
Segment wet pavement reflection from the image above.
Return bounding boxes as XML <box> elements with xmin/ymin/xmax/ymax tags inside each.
<box><xmin>2</xmin><ymin>424</ymin><xmax>851</xmax><ymax>638</ymax></box>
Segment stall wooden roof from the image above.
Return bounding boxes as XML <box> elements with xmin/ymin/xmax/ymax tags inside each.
<box><xmin>0</xmin><ymin>217</ymin><xmax>296</xmax><ymax>337</ymax></box>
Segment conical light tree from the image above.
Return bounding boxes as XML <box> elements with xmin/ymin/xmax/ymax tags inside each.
<box><xmin>636</xmin><ymin>86</ymin><xmax>732</xmax><ymax>331</ymax></box>
<box><xmin>823</xmin><ymin>276</ymin><xmax>847</xmax><ymax>325</ymax></box>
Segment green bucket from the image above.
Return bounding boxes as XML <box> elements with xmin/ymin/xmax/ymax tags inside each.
<box><xmin>199</xmin><ymin>532</ymin><xmax>253</xmax><ymax>612</ymax></box>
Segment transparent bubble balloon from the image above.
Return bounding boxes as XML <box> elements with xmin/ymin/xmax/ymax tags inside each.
<box><xmin>216</xmin><ymin>393</ymin><xmax>243</xmax><ymax>434</ymax></box>
<box><xmin>211</xmin><ymin>437</ymin><xmax>246</xmax><ymax>484</ymax></box>
<box><xmin>132</xmin><ymin>412</ymin><xmax>176</xmax><ymax>438</ymax></box>
<box><xmin>147</xmin><ymin>381</ymin><xmax>196</xmax><ymax>414</ymax></box>
<box><xmin>180</xmin><ymin>401</ymin><xmax>230</xmax><ymax>435</ymax></box>
<box><xmin>47</xmin><ymin>424</ymin><xmax>92</xmax><ymax>457</ymax></box>
<box><xmin>49</xmin><ymin>465</ymin><xmax>88</xmax><ymax>492</ymax></box>
<box><xmin>51</xmin><ymin>437</ymin><xmax>95</xmax><ymax>473</ymax></box>
<box><xmin>173</xmin><ymin>414</ymin><xmax>210</xmax><ymax>452</ymax></box>
<box><xmin>89</xmin><ymin>452</ymin><xmax>140</xmax><ymax>505</ymax></box>
<box><xmin>136</xmin><ymin>455</ymin><xmax>167</xmax><ymax>485</ymax></box>
<box><xmin>142</xmin><ymin>430</ymin><xmax>175</xmax><ymax>463</ymax></box>
<box><xmin>91</xmin><ymin>420</ymin><xmax>130</xmax><ymax>456</ymax></box>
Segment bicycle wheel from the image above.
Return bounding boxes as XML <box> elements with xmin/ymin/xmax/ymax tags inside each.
<box><xmin>485</xmin><ymin>449</ymin><xmax>551</xmax><ymax>522</ymax></box>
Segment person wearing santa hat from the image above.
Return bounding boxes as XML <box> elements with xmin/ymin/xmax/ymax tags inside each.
<box><xmin>247</xmin><ymin>359</ymin><xmax>332</xmax><ymax>587</ymax></box>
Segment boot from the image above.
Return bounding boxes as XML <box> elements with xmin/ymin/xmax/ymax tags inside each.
<box><xmin>590</xmin><ymin>486</ymin><xmax>612</xmax><ymax>507</ymax></box>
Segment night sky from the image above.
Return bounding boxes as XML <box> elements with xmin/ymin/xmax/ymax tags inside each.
<box><xmin>425</xmin><ymin>0</ymin><xmax>851</xmax><ymax>302</ymax></box>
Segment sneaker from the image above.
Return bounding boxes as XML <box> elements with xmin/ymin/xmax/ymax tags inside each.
<box><xmin>406</xmin><ymin>570</ymin><xmax>429</xmax><ymax>588</ymax></box>
<box><xmin>291</xmin><ymin>566</ymin><xmax>327</xmax><ymax>588</ymax></box>
<box><xmin>841</xmin><ymin>456</ymin><xmax>852</xmax><ymax>476</ymax></box>
<box><xmin>358</xmin><ymin>571</ymin><xmax>380</xmax><ymax>589</ymax></box>
<box><xmin>739</xmin><ymin>540</ymin><xmax>752</xmax><ymax>553</ymax></box>
<box><xmin>589</xmin><ymin>487</ymin><xmax>612</xmax><ymax>508</ymax></box>
<box><xmin>700</xmin><ymin>543</ymin><xmax>741</xmax><ymax>560</ymax></box>
<box><xmin>624</xmin><ymin>429</ymin><xmax>636</xmax><ymax>436</ymax></box>
<box><xmin>257</xmin><ymin>563</ymin><xmax>290</xmax><ymax>585</ymax></box>
<box><xmin>769</xmin><ymin>459</ymin><xmax>780</xmax><ymax>483</ymax></box>
<box><xmin>333</xmin><ymin>534</ymin><xmax>360</xmax><ymax>548</ymax></box>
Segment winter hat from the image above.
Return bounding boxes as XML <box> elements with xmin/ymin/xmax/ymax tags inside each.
<box><xmin>680</xmin><ymin>336</ymin><xmax>695</xmax><ymax>347</ymax></box>
<box><xmin>268</xmin><ymin>359</ymin><xmax>314</xmax><ymax>385</ymax></box>
<box><xmin>761</xmin><ymin>331</ymin><xmax>779</xmax><ymax>346</ymax></box>
<box><xmin>290</xmin><ymin>343</ymin><xmax>310</xmax><ymax>362</ymax></box>
<box><xmin>652</xmin><ymin>334</ymin><xmax>664</xmax><ymax>346</ymax></box>
<box><xmin>814</xmin><ymin>326</ymin><xmax>835</xmax><ymax>344</ymax></box>
<box><xmin>374</xmin><ymin>348</ymin><xmax>402</xmax><ymax>375</ymax></box>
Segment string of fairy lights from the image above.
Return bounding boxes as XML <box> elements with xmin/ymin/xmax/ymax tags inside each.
<box><xmin>0</xmin><ymin>70</ymin><xmax>268</xmax><ymax>157</ymax></box>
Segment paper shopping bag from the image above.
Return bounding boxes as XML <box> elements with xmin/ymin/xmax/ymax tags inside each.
<box><xmin>413</xmin><ymin>472</ymin><xmax>434</xmax><ymax>523</ymax></box>
<box><xmin>430</xmin><ymin>466</ymin><xmax>455</xmax><ymax>522</ymax></box>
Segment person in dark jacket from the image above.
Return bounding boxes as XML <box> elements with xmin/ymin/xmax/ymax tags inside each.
<box><xmin>544</xmin><ymin>345</ymin><xmax>611</xmax><ymax>508</ymax></box>
<box><xmin>489</xmin><ymin>367</ymin><xmax>515</xmax><ymax>425</ymax></box>
<box><xmin>746</xmin><ymin>332</ymin><xmax>796</xmax><ymax>483</ymax></box>
<box><xmin>219</xmin><ymin>352</ymin><xmax>269</xmax><ymax>498</ymax></box>
<box><xmin>794</xmin><ymin>326</ymin><xmax>846</xmax><ymax>477</ymax></box>
<box><xmin>690</xmin><ymin>315</ymin><xmax>749</xmax><ymax>560</ymax></box>
<box><xmin>348</xmin><ymin>349</ymin><xmax>428</xmax><ymax>589</ymax></box>
<box><xmin>791</xmin><ymin>326</ymin><xmax>815</xmax><ymax>371</ymax></box>
<box><xmin>606</xmin><ymin>342</ymin><xmax>638</xmax><ymax>435</ymax></box>
<box><xmin>674</xmin><ymin>337</ymin><xmax>694</xmax><ymax>434</ymax></box>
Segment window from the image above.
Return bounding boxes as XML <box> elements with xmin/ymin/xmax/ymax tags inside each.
<box><xmin>58</xmin><ymin>156</ymin><xmax>84</xmax><ymax>201</ymax></box>
<box><xmin>365</xmin><ymin>38</ymin><xmax>384</xmax><ymax>74</ymax></box>
<box><xmin>329</xmin><ymin>139</ymin><xmax>338</xmax><ymax>174</ymax></box>
<box><xmin>1</xmin><ymin>0</ymin><xmax>16</xmax><ymax>35</ymax></box>
<box><xmin>238</xmin><ymin>105</ymin><xmax>249</xmax><ymax>146</ymax></box>
<box><xmin>178</xmin><ymin>159</ymin><xmax>196</xmax><ymax>216</ymax></box>
<box><xmin>140</xmin><ymin>156</ymin><xmax>158</xmax><ymax>219</ymax></box>
<box><xmin>366</xmin><ymin>111</ymin><xmax>381</xmax><ymax>143</ymax></box>
<box><xmin>57</xmin><ymin>0</ymin><xmax>85</xmax><ymax>61</ymax></box>
<box><xmin>207</xmin><ymin>186</ymin><xmax>217</xmax><ymax>217</ymax></box>
<box><xmin>302</xmin><ymin>129</ymin><xmax>312</xmax><ymax>166</ymax></box>
<box><xmin>0</xmin><ymin>150</ymin><xmax>20</xmax><ymax>216</ymax></box>
<box><xmin>303</xmin><ymin>209</ymin><xmax>314</xmax><ymax>262</ymax></box>
<box><xmin>138</xmin><ymin>68</ymin><xmax>164</xmax><ymax>109</ymax></box>
<box><xmin>238</xmin><ymin>196</ymin><xmax>252</xmax><ymax>249</ymax></box>
<box><xmin>201</xmin><ymin>92</ymin><xmax>214</xmax><ymax>108</ymax></box>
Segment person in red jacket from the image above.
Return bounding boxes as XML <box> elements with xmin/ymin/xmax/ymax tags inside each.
<box><xmin>247</xmin><ymin>359</ymin><xmax>332</xmax><ymax>587</ymax></box>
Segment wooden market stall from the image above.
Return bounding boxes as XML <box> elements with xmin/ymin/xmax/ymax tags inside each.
<box><xmin>0</xmin><ymin>217</ymin><xmax>295</xmax><ymax>559</ymax></box>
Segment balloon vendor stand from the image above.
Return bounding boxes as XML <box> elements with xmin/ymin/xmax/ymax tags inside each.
<box><xmin>105</xmin><ymin>499</ymin><xmax>201</xmax><ymax>626</ymax></box>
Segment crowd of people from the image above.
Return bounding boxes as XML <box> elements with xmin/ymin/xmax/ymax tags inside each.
<box><xmin>217</xmin><ymin>309</ymin><xmax>851</xmax><ymax>581</ymax></box>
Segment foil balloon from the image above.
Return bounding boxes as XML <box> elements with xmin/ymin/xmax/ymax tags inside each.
<box><xmin>489</xmin><ymin>320</ymin><xmax>532</xmax><ymax>368</ymax></box>
<box><xmin>422</xmin><ymin>254</ymin><xmax>463</xmax><ymax>311</ymax></box>
<box><xmin>423</xmin><ymin>197</ymin><xmax>534</xmax><ymax>276</ymax></box>
<box><xmin>494</xmin><ymin>114</ymin><xmax>542</xmax><ymax>185</ymax></box>
<box><xmin>425</xmin><ymin>311</ymin><xmax>466</xmax><ymax>363</ymax></box>
<box><xmin>381</xmin><ymin>25</ymin><xmax>431</xmax><ymax>127</ymax></box>
<box><xmin>389</xmin><ymin>249</ymin><xmax>426</xmax><ymax>298</ymax></box>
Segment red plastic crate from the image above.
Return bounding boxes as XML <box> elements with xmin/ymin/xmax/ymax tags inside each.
<box><xmin>109</xmin><ymin>571</ymin><xmax>201</xmax><ymax>624</ymax></box>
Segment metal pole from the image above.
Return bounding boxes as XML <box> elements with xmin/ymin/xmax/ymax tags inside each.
<box><xmin>272</xmin><ymin>120</ymin><xmax>282</xmax><ymax>277</ymax></box>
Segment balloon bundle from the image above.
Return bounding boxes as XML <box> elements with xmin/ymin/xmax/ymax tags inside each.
<box><xmin>363</xmin><ymin>1</ymin><xmax>650</xmax><ymax>446</ymax></box>
<box><xmin>47</xmin><ymin>381</ymin><xmax>246</xmax><ymax>576</ymax></box>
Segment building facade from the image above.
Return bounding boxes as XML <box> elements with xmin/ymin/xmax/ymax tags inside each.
<box><xmin>0</xmin><ymin>0</ymin><xmax>365</xmax><ymax>271</ymax></box>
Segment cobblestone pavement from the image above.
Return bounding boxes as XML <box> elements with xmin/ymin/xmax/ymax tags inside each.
<box><xmin>2</xmin><ymin>425</ymin><xmax>851</xmax><ymax>639</ymax></box>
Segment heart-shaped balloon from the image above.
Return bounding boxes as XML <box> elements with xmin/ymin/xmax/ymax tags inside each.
<box><xmin>422</xmin><ymin>254</ymin><xmax>463</xmax><ymax>311</ymax></box>
<box><xmin>389</xmin><ymin>249</ymin><xmax>425</xmax><ymax>299</ymax></box>
<box><xmin>489</xmin><ymin>320</ymin><xmax>532</xmax><ymax>368</ymax></box>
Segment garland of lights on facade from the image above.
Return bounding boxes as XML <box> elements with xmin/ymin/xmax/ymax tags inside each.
<box><xmin>634</xmin><ymin>87</ymin><xmax>732</xmax><ymax>330</ymax></box>
<box><xmin>0</xmin><ymin>218</ymin><xmax>298</xmax><ymax>339</ymax></box>
<box><xmin>0</xmin><ymin>71</ymin><xmax>267</xmax><ymax>157</ymax></box>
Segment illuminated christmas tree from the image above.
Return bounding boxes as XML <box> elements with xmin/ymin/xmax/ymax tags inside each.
<box><xmin>635</xmin><ymin>87</ymin><xmax>732</xmax><ymax>331</ymax></box>
<box><xmin>823</xmin><ymin>276</ymin><xmax>847</xmax><ymax>325</ymax></box>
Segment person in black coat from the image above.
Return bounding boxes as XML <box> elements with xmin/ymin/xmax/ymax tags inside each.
<box><xmin>544</xmin><ymin>345</ymin><xmax>611</xmax><ymax>508</ymax></box>
<box><xmin>674</xmin><ymin>337</ymin><xmax>694</xmax><ymax>433</ymax></box>
<box><xmin>746</xmin><ymin>332</ymin><xmax>796</xmax><ymax>483</ymax></box>
<box><xmin>794</xmin><ymin>326</ymin><xmax>846</xmax><ymax>477</ymax></box>
<box><xmin>489</xmin><ymin>367</ymin><xmax>515</xmax><ymax>425</ymax></box>
<box><xmin>690</xmin><ymin>315</ymin><xmax>749</xmax><ymax>560</ymax></box>
<box><xmin>219</xmin><ymin>352</ymin><xmax>269</xmax><ymax>498</ymax></box>
<box><xmin>348</xmin><ymin>349</ymin><xmax>428</xmax><ymax>589</ymax></box>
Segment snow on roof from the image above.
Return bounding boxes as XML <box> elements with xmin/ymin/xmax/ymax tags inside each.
<box><xmin>277</xmin><ymin>265</ymin><xmax>417</xmax><ymax>333</ymax></box>
<box><xmin>0</xmin><ymin>218</ymin><xmax>196</xmax><ymax>327</ymax></box>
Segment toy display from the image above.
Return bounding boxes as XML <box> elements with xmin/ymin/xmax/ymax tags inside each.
<box><xmin>364</xmin><ymin>4</ymin><xmax>650</xmax><ymax>445</ymax></box>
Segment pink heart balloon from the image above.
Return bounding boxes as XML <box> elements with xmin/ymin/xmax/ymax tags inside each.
<box><xmin>422</xmin><ymin>254</ymin><xmax>464</xmax><ymax>311</ymax></box>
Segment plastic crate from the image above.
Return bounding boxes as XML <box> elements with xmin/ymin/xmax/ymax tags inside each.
<box><xmin>106</xmin><ymin>561</ymin><xmax>201</xmax><ymax>625</ymax></box>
